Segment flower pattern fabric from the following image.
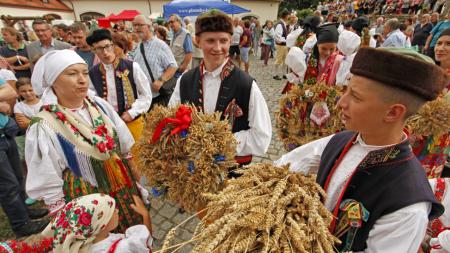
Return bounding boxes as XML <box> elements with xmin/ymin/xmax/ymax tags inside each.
<box><xmin>42</xmin><ymin>193</ymin><xmax>116</xmax><ymax>253</ymax></box>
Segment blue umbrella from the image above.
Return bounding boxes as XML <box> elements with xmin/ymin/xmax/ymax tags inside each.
<box><xmin>163</xmin><ymin>0</ymin><xmax>250</xmax><ymax>19</ymax></box>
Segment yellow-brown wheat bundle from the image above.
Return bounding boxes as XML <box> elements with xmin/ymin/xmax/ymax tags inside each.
<box><xmin>158</xmin><ymin>163</ymin><xmax>339</xmax><ymax>253</ymax></box>
<box><xmin>406</xmin><ymin>97</ymin><xmax>450</xmax><ymax>137</ymax></box>
<box><xmin>135</xmin><ymin>104</ymin><xmax>237</xmax><ymax>212</ymax></box>
<box><xmin>276</xmin><ymin>83</ymin><xmax>343</xmax><ymax>151</ymax></box>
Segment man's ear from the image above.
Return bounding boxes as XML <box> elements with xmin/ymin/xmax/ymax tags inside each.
<box><xmin>384</xmin><ymin>103</ymin><xmax>407</xmax><ymax>123</ymax></box>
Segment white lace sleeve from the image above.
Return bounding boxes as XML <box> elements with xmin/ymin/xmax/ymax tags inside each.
<box><xmin>115</xmin><ymin>225</ymin><xmax>152</xmax><ymax>253</ymax></box>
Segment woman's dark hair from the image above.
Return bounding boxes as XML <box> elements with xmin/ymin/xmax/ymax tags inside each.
<box><xmin>438</xmin><ymin>27</ymin><xmax>450</xmax><ymax>39</ymax></box>
<box><xmin>156</xmin><ymin>27</ymin><xmax>168</xmax><ymax>42</ymax></box>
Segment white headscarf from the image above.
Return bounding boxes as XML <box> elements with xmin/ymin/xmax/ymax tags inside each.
<box><xmin>337</xmin><ymin>30</ymin><xmax>360</xmax><ymax>56</ymax></box>
<box><xmin>31</xmin><ymin>49</ymin><xmax>86</xmax><ymax>96</ymax></box>
<box><xmin>336</xmin><ymin>30</ymin><xmax>361</xmax><ymax>86</ymax></box>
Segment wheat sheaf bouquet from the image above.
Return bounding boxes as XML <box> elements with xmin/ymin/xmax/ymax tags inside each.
<box><xmin>158</xmin><ymin>163</ymin><xmax>340</xmax><ymax>253</ymax></box>
<box><xmin>276</xmin><ymin>83</ymin><xmax>343</xmax><ymax>152</ymax></box>
<box><xmin>406</xmin><ymin>96</ymin><xmax>450</xmax><ymax>137</ymax></box>
<box><xmin>134</xmin><ymin>104</ymin><xmax>237</xmax><ymax>212</ymax></box>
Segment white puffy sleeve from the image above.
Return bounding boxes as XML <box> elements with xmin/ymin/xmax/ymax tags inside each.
<box><xmin>25</xmin><ymin>121</ymin><xmax>67</xmax><ymax>206</ymax></box>
<box><xmin>274</xmin><ymin>134</ymin><xmax>333</xmax><ymax>174</ymax></box>
<box><xmin>115</xmin><ymin>225</ymin><xmax>153</xmax><ymax>253</ymax></box>
<box><xmin>128</xmin><ymin>62</ymin><xmax>152</xmax><ymax>119</ymax></box>
<box><xmin>286</xmin><ymin>28</ymin><xmax>303</xmax><ymax>48</ymax></box>
<box><xmin>93</xmin><ymin>96</ymin><xmax>135</xmax><ymax>154</ymax></box>
<box><xmin>234</xmin><ymin>81</ymin><xmax>272</xmax><ymax>156</ymax></box>
<box><xmin>365</xmin><ymin>202</ymin><xmax>431</xmax><ymax>253</ymax></box>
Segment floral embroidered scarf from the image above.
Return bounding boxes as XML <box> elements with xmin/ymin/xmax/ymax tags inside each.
<box><xmin>42</xmin><ymin>193</ymin><xmax>116</xmax><ymax>253</ymax></box>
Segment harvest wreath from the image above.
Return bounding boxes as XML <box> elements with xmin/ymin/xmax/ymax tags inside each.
<box><xmin>276</xmin><ymin>83</ymin><xmax>343</xmax><ymax>151</ymax></box>
<box><xmin>134</xmin><ymin>104</ymin><xmax>237</xmax><ymax>212</ymax></box>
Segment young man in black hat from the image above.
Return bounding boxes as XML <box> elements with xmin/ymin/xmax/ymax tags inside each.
<box><xmin>276</xmin><ymin>48</ymin><xmax>447</xmax><ymax>251</ymax></box>
<box><xmin>87</xmin><ymin>29</ymin><xmax>152</xmax><ymax>140</ymax></box>
<box><xmin>169</xmin><ymin>10</ymin><xmax>272</xmax><ymax>166</ymax></box>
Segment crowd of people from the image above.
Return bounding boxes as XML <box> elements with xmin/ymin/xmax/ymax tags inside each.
<box><xmin>316</xmin><ymin>0</ymin><xmax>449</xmax><ymax>16</ymax></box>
<box><xmin>0</xmin><ymin>4</ymin><xmax>448</xmax><ymax>253</ymax></box>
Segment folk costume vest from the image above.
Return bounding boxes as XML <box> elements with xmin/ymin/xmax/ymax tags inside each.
<box><xmin>179</xmin><ymin>59</ymin><xmax>252</xmax><ymax>134</ymax></box>
<box><xmin>276</xmin><ymin>21</ymin><xmax>289</xmax><ymax>46</ymax></box>
<box><xmin>31</xmin><ymin>98</ymin><xmax>141</xmax><ymax>232</ymax></box>
<box><xmin>316</xmin><ymin>131</ymin><xmax>444</xmax><ymax>251</ymax></box>
<box><xmin>171</xmin><ymin>28</ymin><xmax>189</xmax><ymax>67</ymax></box>
<box><xmin>89</xmin><ymin>58</ymin><xmax>138</xmax><ymax>116</ymax></box>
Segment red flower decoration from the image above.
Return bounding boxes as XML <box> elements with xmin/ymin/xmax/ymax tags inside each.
<box><xmin>74</xmin><ymin>209</ymin><xmax>81</xmax><ymax>215</ymax></box>
<box><xmin>94</xmin><ymin>125</ymin><xmax>107</xmax><ymax>136</ymax></box>
<box><xmin>55</xmin><ymin>111</ymin><xmax>66</xmax><ymax>121</ymax></box>
<box><xmin>105</xmin><ymin>135</ymin><xmax>115</xmax><ymax>150</ymax></box>
<box><xmin>92</xmin><ymin>200</ymin><xmax>98</xmax><ymax>205</ymax></box>
<box><xmin>79</xmin><ymin>212</ymin><xmax>92</xmax><ymax>227</ymax></box>
<box><xmin>319</xmin><ymin>91</ymin><xmax>328</xmax><ymax>100</ymax></box>
<box><xmin>97</xmin><ymin>142</ymin><xmax>107</xmax><ymax>153</ymax></box>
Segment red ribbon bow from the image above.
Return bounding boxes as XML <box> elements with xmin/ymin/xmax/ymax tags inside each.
<box><xmin>152</xmin><ymin>105</ymin><xmax>192</xmax><ymax>143</ymax></box>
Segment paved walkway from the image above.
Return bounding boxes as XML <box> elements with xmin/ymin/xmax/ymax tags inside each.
<box><xmin>149</xmin><ymin>54</ymin><xmax>287</xmax><ymax>252</ymax></box>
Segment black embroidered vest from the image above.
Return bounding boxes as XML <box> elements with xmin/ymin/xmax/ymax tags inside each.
<box><xmin>317</xmin><ymin>131</ymin><xmax>444</xmax><ymax>251</ymax></box>
<box><xmin>89</xmin><ymin>59</ymin><xmax>137</xmax><ymax>115</ymax></box>
<box><xmin>179</xmin><ymin>66</ymin><xmax>253</xmax><ymax>133</ymax></box>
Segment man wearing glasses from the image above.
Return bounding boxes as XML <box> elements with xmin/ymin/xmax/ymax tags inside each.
<box><xmin>87</xmin><ymin>29</ymin><xmax>152</xmax><ymax>141</ymax></box>
<box><xmin>169</xmin><ymin>14</ymin><xmax>193</xmax><ymax>78</ymax></box>
<box><xmin>132</xmin><ymin>15</ymin><xmax>178</xmax><ymax>107</ymax></box>
<box><xmin>26</xmin><ymin>19</ymin><xmax>71</xmax><ymax>73</ymax></box>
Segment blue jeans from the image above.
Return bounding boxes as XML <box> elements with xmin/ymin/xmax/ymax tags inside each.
<box><xmin>0</xmin><ymin>135</ymin><xmax>29</xmax><ymax>231</ymax></box>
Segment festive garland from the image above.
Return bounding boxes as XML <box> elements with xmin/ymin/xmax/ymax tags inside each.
<box><xmin>276</xmin><ymin>83</ymin><xmax>344</xmax><ymax>151</ymax></box>
<box><xmin>135</xmin><ymin>104</ymin><xmax>237</xmax><ymax>213</ymax></box>
<box><xmin>406</xmin><ymin>97</ymin><xmax>450</xmax><ymax>137</ymax></box>
<box><xmin>159</xmin><ymin>163</ymin><xmax>339</xmax><ymax>253</ymax></box>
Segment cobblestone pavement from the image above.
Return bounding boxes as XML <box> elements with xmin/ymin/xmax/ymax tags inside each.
<box><xmin>149</xmin><ymin>54</ymin><xmax>286</xmax><ymax>252</ymax></box>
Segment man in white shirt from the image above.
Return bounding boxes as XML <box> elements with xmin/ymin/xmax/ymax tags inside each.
<box><xmin>276</xmin><ymin>47</ymin><xmax>447</xmax><ymax>252</ymax></box>
<box><xmin>273</xmin><ymin>10</ymin><xmax>290</xmax><ymax>80</ymax></box>
<box><xmin>169</xmin><ymin>10</ymin><xmax>272</xmax><ymax>167</ymax></box>
<box><xmin>381</xmin><ymin>18</ymin><xmax>408</xmax><ymax>48</ymax></box>
<box><xmin>87</xmin><ymin>29</ymin><xmax>152</xmax><ymax>140</ymax></box>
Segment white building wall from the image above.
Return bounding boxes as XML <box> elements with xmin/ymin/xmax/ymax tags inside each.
<box><xmin>62</xmin><ymin>0</ymin><xmax>157</xmax><ymax>20</ymax></box>
<box><xmin>0</xmin><ymin>6</ymin><xmax>74</xmax><ymax>28</ymax></box>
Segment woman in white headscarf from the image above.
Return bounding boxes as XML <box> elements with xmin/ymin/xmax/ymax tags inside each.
<box><xmin>26</xmin><ymin>49</ymin><xmax>146</xmax><ymax>232</ymax></box>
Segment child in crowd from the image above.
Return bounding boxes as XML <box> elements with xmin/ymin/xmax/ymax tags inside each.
<box><xmin>14</xmin><ymin>77</ymin><xmax>42</xmax><ymax>130</ymax></box>
<box><xmin>42</xmin><ymin>193</ymin><xmax>152</xmax><ymax>253</ymax></box>
<box><xmin>14</xmin><ymin>77</ymin><xmax>42</xmax><ymax>206</ymax></box>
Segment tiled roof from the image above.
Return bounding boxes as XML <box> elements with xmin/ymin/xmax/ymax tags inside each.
<box><xmin>0</xmin><ymin>0</ymin><xmax>73</xmax><ymax>12</ymax></box>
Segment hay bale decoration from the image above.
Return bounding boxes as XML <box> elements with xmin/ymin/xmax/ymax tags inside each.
<box><xmin>276</xmin><ymin>83</ymin><xmax>344</xmax><ymax>151</ymax></box>
<box><xmin>157</xmin><ymin>163</ymin><xmax>340</xmax><ymax>253</ymax></box>
<box><xmin>135</xmin><ymin>104</ymin><xmax>237</xmax><ymax>212</ymax></box>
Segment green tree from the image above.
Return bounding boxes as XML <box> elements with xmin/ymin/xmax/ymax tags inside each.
<box><xmin>278</xmin><ymin>0</ymin><xmax>319</xmax><ymax>15</ymax></box>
